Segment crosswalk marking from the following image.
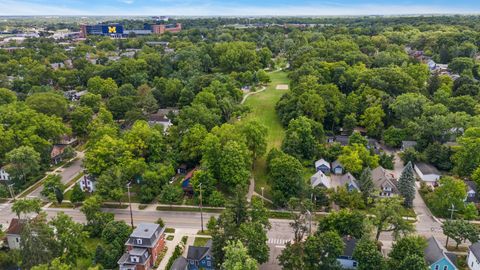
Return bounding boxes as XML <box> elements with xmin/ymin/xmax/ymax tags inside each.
<box><xmin>268</xmin><ymin>238</ymin><xmax>292</xmax><ymax>245</ymax></box>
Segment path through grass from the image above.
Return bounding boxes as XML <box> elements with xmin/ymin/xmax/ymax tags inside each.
<box><xmin>243</xmin><ymin>71</ymin><xmax>290</xmax><ymax>200</ymax></box>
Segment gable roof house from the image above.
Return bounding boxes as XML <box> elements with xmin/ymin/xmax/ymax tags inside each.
<box><xmin>414</xmin><ymin>162</ymin><xmax>441</xmax><ymax>184</ymax></box>
<box><xmin>331</xmin><ymin>159</ymin><xmax>344</xmax><ymax>175</ymax></box>
<box><xmin>425</xmin><ymin>237</ymin><xmax>457</xmax><ymax>270</ymax></box>
<box><xmin>465</xmin><ymin>181</ymin><xmax>478</xmax><ymax>204</ymax></box>
<box><xmin>311</xmin><ymin>170</ymin><xmax>332</xmax><ymax>189</ymax></box>
<box><xmin>327</xmin><ymin>135</ymin><xmax>350</xmax><ymax>146</ymax></box>
<box><xmin>333</xmin><ymin>173</ymin><xmax>359</xmax><ymax>192</ymax></box>
<box><xmin>315</xmin><ymin>159</ymin><xmax>331</xmax><ymax>174</ymax></box>
<box><xmin>148</xmin><ymin>108</ymin><xmax>179</xmax><ymax>133</ymax></box>
<box><xmin>50</xmin><ymin>144</ymin><xmax>67</xmax><ymax>165</ymax></box>
<box><xmin>0</xmin><ymin>166</ymin><xmax>10</xmax><ymax>182</ymax></box>
<box><xmin>468</xmin><ymin>242</ymin><xmax>480</xmax><ymax>270</ymax></box>
<box><xmin>401</xmin><ymin>140</ymin><xmax>417</xmax><ymax>151</ymax></box>
<box><xmin>337</xmin><ymin>236</ymin><xmax>358</xmax><ymax>269</ymax></box>
<box><xmin>185</xmin><ymin>240</ymin><xmax>214</xmax><ymax>270</ymax></box>
<box><xmin>371</xmin><ymin>166</ymin><xmax>398</xmax><ymax>197</ymax></box>
<box><xmin>5</xmin><ymin>218</ymin><xmax>25</xmax><ymax>250</ymax></box>
<box><xmin>118</xmin><ymin>223</ymin><xmax>166</xmax><ymax>270</ymax></box>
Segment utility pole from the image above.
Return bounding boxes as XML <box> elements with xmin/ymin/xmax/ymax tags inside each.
<box><xmin>306</xmin><ymin>210</ymin><xmax>312</xmax><ymax>236</ymax></box>
<box><xmin>261</xmin><ymin>187</ymin><xmax>264</xmax><ymax>205</ymax></box>
<box><xmin>127</xmin><ymin>182</ymin><xmax>134</xmax><ymax>229</ymax></box>
<box><xmin>445</xmin><ymin>204</ymin><xmax>457</xmax><ymax>248</ymax></box>
<box><xmin>199</xmin><ymin>183</ymin><xmax>204</xmax><ymax>233</ymax></box>
<box><xmin>8</xmin><ymin>184</ymin><xmax>15</xmax><ymax>201</ymax></box>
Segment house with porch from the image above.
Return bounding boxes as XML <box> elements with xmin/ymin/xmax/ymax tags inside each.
<box><xmin>371</xmin><ymin>166</ymin><xmax>398</xmax><ymax>197</ymax></box>
<box><xmin>118</xmin><ymin>223</ymin><xmax>166</xmax><ymax>270</ymax></box>
<box><xmin>425</xmin><ymin>237</ymin><xmax>457</xmax><ymax>270</ymax></box>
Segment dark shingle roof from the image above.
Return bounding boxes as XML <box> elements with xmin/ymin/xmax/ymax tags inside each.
<box><xmin>342</xmin><ymin>236</ymin><xmax>357</xmax><ymax>257</ymax></box>
<box><xmin>425</xmin><ymin>237</ymin><xmax>446</xmax><ymax>265</ymax></box>
<box><xmin>170</xmin><ymin>257</ymin><xmax>188</xmax><ymax>270</ymax></box>
<box><xmin>469</xmin><ymin>242</ymin><xmax>480</xmax><ymax>261</ymax></box>
<box><xmin>415</xmin><ymin>162</ymin><xmax>440</xmax><ymax>175</ymax></box>
<box><xmin>187</xmin><ymin>246</ymin><xmax>210</xmax><ymax>261</ymax></box>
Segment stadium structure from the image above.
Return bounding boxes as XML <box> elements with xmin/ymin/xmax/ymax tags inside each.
<box><xmin>79</xmin><ymin>22</ymin><xmax>181</xmax><ymax>38</ymax></box>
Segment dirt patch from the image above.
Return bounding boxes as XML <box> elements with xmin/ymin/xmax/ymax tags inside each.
<box><xmin>276</xmin><ymin>84</ymin><xmax>289</xmax><ymax>90</ymax></box>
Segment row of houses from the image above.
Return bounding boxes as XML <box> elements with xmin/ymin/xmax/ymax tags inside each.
<box><xmin>405</xmin><ymin>47</ymin><xmax>460</xmax><ymax>80</ymax></box>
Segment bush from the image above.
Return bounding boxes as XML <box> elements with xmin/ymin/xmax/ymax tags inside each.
<box><xmin>138</xmin><ymin>204</ymin><xmax>148</xmax><ymax>210</ymax></box>
<box><xmin>156</xmin><ymin>218</ymin><xmax>165</xmax><ymax>227</ymax></box>
<box><xmin>206</xmin><ymin>190</ymin><xmax>225</xmax><ymax>207</ymax></box>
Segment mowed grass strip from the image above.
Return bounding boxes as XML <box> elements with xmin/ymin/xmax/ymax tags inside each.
<box><xmin>244</xmin><ymin>71</ymin><xmax>290</xmax><ymax>200</ymax></box>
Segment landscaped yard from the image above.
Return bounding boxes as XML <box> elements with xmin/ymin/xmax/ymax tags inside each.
<box><xmin>243</xmin><ymin>70</ymin><xmax>290</xmax><ymax>200</ymax></box>
<box><xmin>193</xmin><ymin>237</ymin><xmax>211</xmax><ymax>247</ymax></box>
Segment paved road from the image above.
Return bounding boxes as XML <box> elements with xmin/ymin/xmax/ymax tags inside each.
<box><xmin>27</xmin><ymin>151</ymin><xmax>84</xmax><ymax>198</ymax></box>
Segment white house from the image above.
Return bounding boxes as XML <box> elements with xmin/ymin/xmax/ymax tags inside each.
<box><xmin>0</xmin><ymin>167</ymin><xmax>10</xmax><ymax>181</ymax></box>
<box><xmin>79</xmin><ymin>174</ymin><xmax>96</xmax><ymax>193</ymax></box>
<box><xmin>414</xmin><ymin>162</ymin><xmax>441</xmax><ymax>184</ymax></box>
<box><xmin>311</xmin><ymin>170</ymin><xmax>332</xmax><ymax>189</ymax></box>
<box><xmin>6</xmin><ymin>218</ymin><xmax>24</xmax><ymax>250</ymax></box>
<box><xmin>468</xmin><ymin>242</ymin><xmax>480</xmax><ymax>270</ymax></box>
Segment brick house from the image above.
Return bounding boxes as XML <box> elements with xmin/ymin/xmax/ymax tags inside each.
<box><xmin>118</xmin><ymin>223</ymin><xmax>166</xmax><ymax>270</ymax></box>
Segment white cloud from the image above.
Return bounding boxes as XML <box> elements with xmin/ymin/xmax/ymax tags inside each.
<box><xmin>121</xmin><ymin>0</ymin><xmax>134</xmax><ymax>4</ymax></box>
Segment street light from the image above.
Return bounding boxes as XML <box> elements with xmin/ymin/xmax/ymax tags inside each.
<box><xmin>199</xmin><ymin>183</ymin><xmax>204</xmax><ymax>233</ymax></box>
<box><xmin>126</xmin><ymin>181</ymin><xmax>134</xmax><ymax>229</ymax></box>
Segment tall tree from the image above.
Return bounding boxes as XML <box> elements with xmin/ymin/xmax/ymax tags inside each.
<box><xmin>12</xmin><ymin>198</ymin><xmax>42</xmax><ymax>219</ymax></box>
<box><xmin>5</xmin><ymin>146</ymin><xmax>41</xmax><ymax>185</ymax></box>
<box><xmin>20</xmin><ymin>215</ymin><xmax>59</xmax><ymax>269</ymax></box>
<box><xmin>442</xmin><ymin>219</ymin><xmax>480</xmax><ymax>248</ymax></box>
<box><xmin>221</xmin><ymin>241</ymin><xmax>258</xmax><ymax>270</ymax></box>
<box><xmin>398</xmin><ymin>162</ymin><xmax>415</xmax><ymax>208</ymax></box>
<box><xmin>49</xmin><ymin>212</ymin><xmax>89</xmax><ymax>264</ymax></box>
<box><xmin>358</xmin><ymin>167</ymin><xmax>374</xmax><ymax>204</ymax></box>
<box><xmin>372</xmin><ymin>197</ymin><xmax>414</xmax><ymax>241</ymax></box>
<box><xmin>353</xmin><ymin>238</ymin><xmax>385</xmax><ymax>270</ymax></box>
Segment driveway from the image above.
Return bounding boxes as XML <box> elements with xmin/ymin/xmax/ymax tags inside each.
<box><xmin>27</xmin><ymin>151</ymin><xmax>84</xmax><ymax>198</ymax></box>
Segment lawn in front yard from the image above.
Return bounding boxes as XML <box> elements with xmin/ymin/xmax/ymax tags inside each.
<box><xmin>243</xmin><ymin>70</ymin><xmax>290</xmax><ymax>200</ymax></box>
<box><xmin>193</xmin><ymin>237</ymin><xmax>211</xmax><ymax>247</ymax></box>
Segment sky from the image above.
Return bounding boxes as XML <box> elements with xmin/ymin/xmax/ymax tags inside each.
<box><xmin>0</xmin><ymin>0</ymin><xmax>479</xmax><ymax>16</ymax></box>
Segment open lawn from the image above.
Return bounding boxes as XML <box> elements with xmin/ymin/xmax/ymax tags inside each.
<box><xmin>243</xmin><ymin>70</ymin><xmax>290</xmax><ymax>200</ymax></box>
<box><xmin>193</xmin><ymin>237</ymin><xmax>211</xmax><ymax>247</ymax></box>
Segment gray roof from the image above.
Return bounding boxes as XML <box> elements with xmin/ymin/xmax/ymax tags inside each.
<box><xmin>402</xmin><ymin>141</ymin><xmax>417</xmax><ymax>149</ymax></box>
<box><xmin>129</xmin><ymin>247</ymin><xmax>148</xmax><ymax>256</ymax></box>
<box><xmin>311</xmin><ymin>171</ymin><xmax>331</xmax><ymax>189</ymax></box>
<box><xmin>425</xmin><ymin>237</ymin><xmax>448</xmax><ymax>265</ymax></box>
<box><xmin>187</xmin><ymin>246</ymin><xmax>211</xmax><ymax>261</ymax></box>
<box><xmin>466</xmin><ymin>181</ymin><xmax>477</xmax><ymax>192</ymax></box>
<box><xmin>470</xmin><ymin>242</ymin><xmax>480</xmax><ymax>261</ymax></box>
<box><xmin>131</xmin><ymin>223</ymin><xmax>160</xmax><ymax>238</ymax></box>
<box><xmin>315</xmin><ymin>159</ymin><xmax>330</xmax><ymax>169</ymax></box>
<box><xmin>335</xmin><ymin>173</ymin><xmax>359</xmax><ymax>190</ymax></box>
<box><xmin>126</xmin><ymin>223</ymin><xmax>165</xmax><ymax>248</ymax></box>
<box><xmin>342</xmin><ymin>237</ymin><xmax>357</xmax><ymax>257</ymax></box>
<box><xmin>415</xmin><ymin>162</ymin><xmax>441</xmax><ymax>175</ymax></box>
<box><xmin>371</xmin><ymin>166</ymin><xmax>398</xmax><ymax>193</ymax></box>
<box><xmin>170</xmin><ymin>256</ymin><xmax>188</xmax><ymax>270</ymax></box>
<box><xmin>332</xmin><ymin>159</ymin><xmax>343</xmax><ymax>168</ymax></box>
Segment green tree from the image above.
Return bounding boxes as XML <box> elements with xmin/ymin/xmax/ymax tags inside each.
<box><xmin>268</xmin><ymin>152</ymin><xmax>304</xmax><ymax>206</ymax></box>
<box><xmin>388</xmin><ymin>235</ymin><xmax>427</xmax><ymax>270</ymax></box>
<box><xmin>453</xmin><ymin>127</ymin><xmax>480</xmax><ymax>176</ymax></box>
<box><xmin>241</xmin><ymin>120</ymin><xmax>268</xmax><ymax>163</ymax></box>
<box><xmin>70</xmin><ymin>106</ymin><xmax>94</xmax><ymax>136</ymax></box>
<box><xmin>26</xmin><ymin>92</ymin><xmax>68</xmax><ymax>118</ymax></box>
<box><xmin>159</xmin><ymin>184</ymin><xmax>183</xmax><ymax>207</ymax></box>
<box><xmin>20</xmin><ymin>216</ymin><xmax>58</xmax><ymax>269</ymax></box>
<box><xmin>5</xmin><ymin>146</ymin><xmax>41</xmax><ymax>185</ymax></box>
<box><xmin>398</xmin><ymin>162</ymin><xmax>415</xmax><ymax>208</ymax></box>
<box><xmin>87</xmin><ymin>76</ymin><xmax>118</xmax><ymax>98</ymax></box>
<box><xmin>80</xmin><ymin>93</ymin><xmax>102</xmax><ymax>113</ymax></box>
<box><xmin>221</xmin><ymin>241</ymin><xmax>258</xmax><ymax>270</ymax></box>
<box><xmin>442</xmin><ymin>219</ymin><xmax>480</xmax><ymax>248</ymax></box>
<box><xmin>81</xmin><ymin>195</ymin><xmax>114</xmax><ymax>237</ymax></box>
<box><xmin>0</xmin><ymin>88</ymin><xmax>17</xmax><ymax>105</ymax></box>
<box><xmin>179</xmin><ymin>124</ymin><xmax>208</xmax><ymax>165</ymax></box>
<box><xmin>449</xmin><ymin>57</ymin><xmax>475</xmax><ymax>76</ymax></box>
<box><xmin>31</xmin><ymin>258</ymin><xmax>71</xmax><ymax>270</ymax></box>
<box><xmin>70</xmin><ymin>184</ymin><xmax>85</xmax><ymax>206</ymax></box>
<box><xmin>428</xmin><ymin>177</ymin><xmax>467</xmax><ymax>217</ymax></box>
<box><xmin>358</xmin><ymin>167</ymin><xmax>374</xmax><ymax>204</ymax></box>
<box><xmin>353</xmin><ymin>238</ymin><xmax>385</xmax><ymax>270</ymax></box>
<box><xmin>239</xmin><ymin>222</ymin><xmax>270</xmax><ymax>264</ymax></box>
<box><xmin>49</xmin><ymin>212</ymin><xmax>89</xmax><ymax>264</ymax></box>
<box><xmin>304</xmin><ymin>231</ymin><xmax>344</xmax><ymax>270</ymax></box>
<box><xmin>372</xmin><ymin>197</ymin><xmax>414</xmax><ymax>241</ymax></box>
<box><xmin>383</xmin><ymin>127</ymin><xmax>406</xmax><ymax>148</ymax></box>
<box><xmin>360</xmin><ymin>105</ymin><xmax>385</xmax><ymax>137</ymax></box>
<box><xmin>338</xmin><ymin>143</ymin><xmax>379</xmax><ymax>175</ymax></box>
<box><xmin>278</xmin><ymin>242</ymin><xmax>305</xmax><ymax>270</ymax></box>
<box><xmin>282</xmin><ymin>116</ymin><xmax>323</xmax><ymax>160</ymax></box>
<box><xmin>41</xmin><ymin>174</ymin><xmax>64</xmax><ymax>199</ymax></box>
<box><xmin>12</xmin><ymin>198</ymin><xmax>42</xmax><ymax>219</ymax></box>
<box><xmin>317</xmin><ymin>209</ymin><xmax>367</xmax><ymax>239</ymax></box>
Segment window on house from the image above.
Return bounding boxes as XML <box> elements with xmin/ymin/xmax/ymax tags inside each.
<box><xmin>207</xmin><ymin>261</ymin><xmax>211</xmax><ymax>267</ymax></box>
<box><xmin>16</xmin><ymin>238</ymin><xmax>19</xmax><ymax>243</ymax></box>
<box><xmin>443</xmin><ymin>266</ymin><xmax>448</xmax><ymax>270</ymax></box>
<box><xmin>434</xmin><ymin>266</ymin><xmax>439</xmax><ymax>270</ymax></box>
<box><xmin>136</xmin><ymin>238</ymin><xmax>142</xmax><ymax>244</ymax></box>
<box><xmin>353</xmin><ymin>262</ymin><xmax>357</xmax><ymax>267</ymax></box>
<box><xmin>130</xmin><ymin>256</ymin><xmax>139</xmax><ymax>263</ymax></box>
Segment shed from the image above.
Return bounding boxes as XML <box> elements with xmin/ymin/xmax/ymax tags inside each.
<box><xmin>414</xmin><ymin>162</ymin><xmax>441</xmax><ymax>183</ymax></box>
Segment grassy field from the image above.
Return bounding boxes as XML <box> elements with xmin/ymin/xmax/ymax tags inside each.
<box><xmin>193</xmin><ymin>237</ymin><xmax>211</xmax><ymax>247</ymax></box>
<box><xmin>243</xmin><ymin>70</ymin><xmax>290</xmax><ymax>200</ymax></box>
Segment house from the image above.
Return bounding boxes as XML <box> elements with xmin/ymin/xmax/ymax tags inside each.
<box><xmin>118</xmin><ymin>223</ymin><xmax>166</xmax><ymax>270</ymax></box>
<box><xmin>311</xmin><ymin>170</ymin><xmax>332</xmax><ymax>189</ymax></box>
<box><xmin>315</xmin><ymin>159</ymin><xmax>331</xmax><ymax>174</ymax></box>
<box><xmin>332</xmin><ymin>160</ymin><xmax>344</xmax><ymax>175</ymax></box>
<box><xmin>0</xmin><ymin>166</ymin><xmax>10</xmax><ymax>181</ymax></box>
<box><xmin>181</xmin><ymin>168</ymin><xmax>197</xmax><ymax>194</ymax></box>
<box><xmin>333</xmin><ymin>173</ymin><xmax>359</xmax><ymax>192</ymax></box>
<box><xmin>58</xmin><ymin>135</ymin><xmax>79</xmax><ymax>147</ymax></box>
<box><xmin>5</xmin><ymin>218</ymin><xmax>24</xmax><ymax>250</ymax></box>
<box><xmin>170</xmin><ymin>257</ymin><xmax>188</xmax><ymax>270</ymax></box>
<box><xmin>148</xmin><ymin>108</ymin><xmax>179</xmax><ymax>132</ymax></box>
<box><xmin>79</xmin><ymin>174</ymin><xmax>96</xmax><ymax>193</ymax></box>
<box><xmin>337</xmin><ymin>236</ymin><xmax>358</xmax><ymax>269</ymax></box>
<box><xmin>401</xmin><ymin>141</ymin><xmax>417</xmax><ymax>151</ymax></box>
<box><xmin>186</xmin><ymin>240</ymin><xmax>215</xmax><ymax>270</ymax></box>
<box><xmin>467</xmin><ymin>242</ymin><xmax>480</xmax><ymax>270</ymax></box>
<box><xmin>414</xmin><ymin>162</ymin><xmax>441</xmax><ymax>184</ymax></box>
<box><xmin>425</xmin><ymin>237</ymin><xmax>457</xmax><ymax>270</ymax></box>
<box><xmin>50</xmin><ymin>145</ymin><xmax>67</xmax><ymax>165</ymax></box>
<box><xmin>371</xmin><ymin>166</ymin><xmax>398</xmax><ymax>197</ymax></box>
<box><xmin>465</xmin><ymin>181</ymin><xmax>478</xmax><ymax>203</ymax></box>
<box><xmin>327</xmin><ymin>135</ymin><xmax>350</xmax><ymax>146</ymax></box>
<box><xmin>177</xmin><ymin>164</ymin><xmax>188</xmax><ymax>175</ymax></box>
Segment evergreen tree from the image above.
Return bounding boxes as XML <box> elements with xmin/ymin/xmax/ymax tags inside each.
<box><xmin>398</xmin><ymin>162</ymin><xmax>415</xmax><ymax>208</ymax></box>
<box><xmin>358</xmin><ymin>167</ymin><xmax>374</xmax><ymax>204</ymax></box>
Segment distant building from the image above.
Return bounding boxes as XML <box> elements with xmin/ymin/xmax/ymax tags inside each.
<box><xmin>148</xmin><ymin>108</ymin><xmax>179</xmax><ymax>132</ymax></box>
<box><xmin>79</xmin><ymin>174</ymin><xmax>96</xmax><ymax>193</ymax></box>
<box><xmin>118</xmin><ymin>223</ymin><xmax>166</xmax><ymax>270</ymax></box>
<box><xmin>337</xmin><ymin>236</ymin><xmax>358</xmax><ymax>269</ymax></box>
<box><xmin>465</xmin><ymin>181</ymin><xmax>478</xmax><ymax>203</ymax></box>
<box><xmin>414</xmin><ymin>162</ymin><xmax>441</xmax><ymax>184</ymax></box>
<box><xmin>181</xmin><ymin>168</ymin><xmax>197</xmax><ymax>194</ymax></box>
<box><xmin>80</xmin><ymin>23</ymin><xmax>181</xmax><ymax>38</ymax></box>
<box><xmin>0</xmin><ymin>166</ymin><xmax>10</xmax><ymax>181</ymax></box>
<box><xmin>425</xmin><ymin>237</ymin><xmax>457</xmax><ymax>270</ymax></box>
<box><xmin>51</xmin><ymin>145</ymin><xmax>67</xmax><ymax>165</ymax></box>
<box><xmin>327</xmin><ymin>135</ymin><xmax>349</xmax><ymax>146</ymax></box>
<box><xmin>401</xmin><ymin>141</ymin><xmax>417</xmax><ymax>151</ymax></box>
